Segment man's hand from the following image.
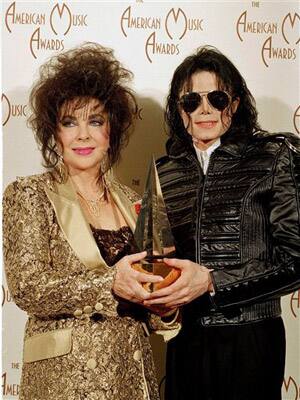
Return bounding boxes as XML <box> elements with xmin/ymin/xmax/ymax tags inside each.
<box><xmin>113</xmin><ymin>251</ymin><xmax>163</xmax><ymax>303</ymax></box>
<box><xmin>143</xmin><ymin>258</ymin><xmax>214</xmax><ymax>308</ymax></box>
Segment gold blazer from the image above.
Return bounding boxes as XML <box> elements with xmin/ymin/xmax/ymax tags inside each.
<box><xmin>3</xmin><ymin>170</ymin><xmax>176</xmax><ymax>400</ymax></box>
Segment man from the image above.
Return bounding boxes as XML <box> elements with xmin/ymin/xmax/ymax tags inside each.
<box><xmin>145</xmin><ymin>46</ymin><xmax>300</xmax><ymax>400</ymax></box>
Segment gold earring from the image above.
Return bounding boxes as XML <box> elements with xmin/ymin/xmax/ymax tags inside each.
<box><xmin>55</xmin><ymin>149</ymin><xmax>68</xmax><ymax>182</ymax></box>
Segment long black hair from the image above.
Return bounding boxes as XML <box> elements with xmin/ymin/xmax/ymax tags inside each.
<box><xmin>165</xmin><ymin>45</ymin><xmax>260</xmax><ymax>141</ymax></box>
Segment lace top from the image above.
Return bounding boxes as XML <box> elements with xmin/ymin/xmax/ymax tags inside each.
<box><xmin>90</xmin><ymin>225</ymin><xmax>138</xmax><ymax>266</ymax></box>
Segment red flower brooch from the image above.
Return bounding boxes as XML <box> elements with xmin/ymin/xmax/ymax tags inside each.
<box><xmin>134</xmin><ymin>202</ymin><xmax>142</xmax><ymax>215</ymax></box>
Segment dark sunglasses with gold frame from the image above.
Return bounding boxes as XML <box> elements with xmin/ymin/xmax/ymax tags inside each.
<box><xmin>178</xmin><ymin>90</ymin><xmax>231</xmax><ymax>113</ymax></box>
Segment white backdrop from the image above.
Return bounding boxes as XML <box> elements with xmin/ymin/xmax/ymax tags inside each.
<box><xmin>2</xmin><ymin>1</ymin><xmax>300</xmax><ymax>399</ymax></box>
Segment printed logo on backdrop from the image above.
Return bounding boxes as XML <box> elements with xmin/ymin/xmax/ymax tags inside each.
<box><xmin>2</xmin><ymin>372</ymin><xmax>20</xmax><ymax>397</ymax></box>
<box><xmin>2</xmin><ymin>285</ymin><xmax>13</xmax><ymax>307</ymax></box>
<box><xmin>236</xmin><ymin>4</ymin><xmax>299</xmax><ymax>67</ymax></box>
<box><xmin>294</xmin><ymin>105</ymin><xmax>300</xmax><ymax>135</ymax></box>
<box><xmin>5</xmin><ymin>2</ymin><xmax>88</xmax><ymax>59</ymax></box>
<box><xmin>289</xmin><ymin>290</ymin><xmax>300</xmax><ymax>318</ymax></box>
<box><xmin>2</xmin><ymin>94</ymin><xmax>27</xmax><ymax>127</ymax></box>
<box><xmin>137</xmin><ymin>107</ymin><xmax>143</xmax><ymax>120</ymax></box>
<box><xmin>2</xmin><ymin>94</ymin><xmax>11</xmax><ymax>127</ymax></box>
<box><xmin>120</xmin><ymin>6</ymin><xmax>204</xmax><ymax>63</ymax></box>
<box><xmin>283</xmin><ymin>376</ymin><xmax>299</xmax><ymax>400</ymax></box>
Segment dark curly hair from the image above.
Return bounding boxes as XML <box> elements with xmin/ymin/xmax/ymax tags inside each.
<box><xmin>28</xmin><ymin>42</ymin><xmax>137</xmax><ymax>173</ymax></box>
<box><xmin>165</xmin><ymin>45</ymin><xmax>260</xmax><ymax>141</ymax></box>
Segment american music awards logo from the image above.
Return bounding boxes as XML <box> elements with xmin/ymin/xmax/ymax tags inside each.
<box><xmin>2</xmin><ymin>93</ymin><xmax>27</xmax><ymax>127</ymax></box>
<box><xmin>2</xmin><ymin>285</ymin><xmax>13</xmax><ymax>307</ymax></box>
<box><xmin>289</xmin><ymin>290</ymin><xmax>300</xmax><ymax>318</ymax></box>
<box><xmin>2</xmin><ymin>372</ymin><xmax>20</xmax><ymax>397</ymax></box>
<box><xmin>283</xmin><ymin>375</ymin><xmax>299</xmax><ymax>400</ymax></box>
<box><xmin>294</xmin><ymin>105</ymin><xmax>300</xmax><ymax>135</ymax></box>
<box><xmin>236</xmin><ymin>7</ymin><xmax>299</xmax><ymax>67</ymax></box>
<box><xmin>120</xmin><ymin>6</ymin><xmax>204</xmax><ymax>63</ymax></box>
<box><xmin>4</xmin><ymin>2</ymin><xmax>88</xmax><ymax>59</ymax></box>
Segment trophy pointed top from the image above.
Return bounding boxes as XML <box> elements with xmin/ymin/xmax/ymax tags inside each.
<box><xmin>134</xmin><ymin>157</ymin><xmax>175</xmax><ymax>260</ymax></box>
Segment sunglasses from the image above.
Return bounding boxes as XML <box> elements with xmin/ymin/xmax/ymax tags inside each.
<box><xmin>178</xmin><ymin>90</ymin><xmax>230</xmax><ymax>113</ymax></box>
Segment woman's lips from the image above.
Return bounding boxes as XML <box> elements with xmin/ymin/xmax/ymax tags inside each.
<box><xmin>72</xmin><ymin>147</ymin><xmax>95</xmax><ymax>155</ymax></box>
<box><xmin>195</xmin><ymin>121</ymin><xmax>217</xmax><ymax>129</ymax></box>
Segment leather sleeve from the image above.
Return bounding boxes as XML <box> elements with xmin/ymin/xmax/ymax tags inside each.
<box><xmin>211</xmin><ymin>142</ymin><xmax>300</xmax><ymax>308</ymax></box>
<box><xmin>3</xmin><ymin>178</ymin><xmax>119</xmax><ymax>319</ymax></box>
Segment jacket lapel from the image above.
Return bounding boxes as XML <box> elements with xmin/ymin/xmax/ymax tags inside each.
<box><xmin>44</xmin><ymin>176</ymin><xmax>138</xmax><ymax>271</ymax></box>
<box><xmin>109</xmin><ymin>181</ymin><xmax>138</xmax><ymax>233</ymax></box>
<box><xmin>45</xmin><ymin>177</ymin><xmax>106</xmax><ymax>271</ymax></box>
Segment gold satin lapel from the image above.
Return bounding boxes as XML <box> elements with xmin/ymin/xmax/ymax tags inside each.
<box><xmin>110</xmin><ymin>183</ymin><xmax>137</xmax><ymax>232</ymax></box>
<box><xmin>45</xmin><ymin>178</ymin><xmax>106</xmax><ymax>271</ymax></box>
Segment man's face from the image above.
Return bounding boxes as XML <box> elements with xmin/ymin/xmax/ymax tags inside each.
<box><xmin>179</xmin><ymin>71</ymin><xmax>239</xmax><ymax>150</ymax></box>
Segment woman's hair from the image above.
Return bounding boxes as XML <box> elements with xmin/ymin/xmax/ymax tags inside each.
<box><xmin>165</xmin><ymin>45</ymin><xmax>260</xmax><ymax>140</ymax></box>
<box><xmin>28</xmin><ymin>42</ymin><xmax>137</xmax><ymax>172</ymax></box>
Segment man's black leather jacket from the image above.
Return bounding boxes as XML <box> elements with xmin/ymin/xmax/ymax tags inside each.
<box><xmin>157</xmin><ymin>130</ymin><xmax>300</xmax><ymax>326</ymax></box>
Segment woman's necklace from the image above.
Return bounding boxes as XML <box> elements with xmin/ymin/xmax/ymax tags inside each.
<box><xmin>76</xmin><ymin>190</ymin><xmax>105</xmax><ymax>218</ymax></box>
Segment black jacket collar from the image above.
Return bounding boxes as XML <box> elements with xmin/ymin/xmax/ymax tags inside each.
<box><xmin>166</xmin><ymin>128</ymin><xmax>252</xmax><ymax>160</ymax></box>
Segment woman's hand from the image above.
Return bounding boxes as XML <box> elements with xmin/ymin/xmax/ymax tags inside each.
<box><xmin>113</xmin><ymin>251</ymin><xmax>164</xmax><ymax>303</ymax></box>
<box><xmin>143</xmin><ymin>257</ymin><xmax>214</xmax><ymax>308</ymax></box>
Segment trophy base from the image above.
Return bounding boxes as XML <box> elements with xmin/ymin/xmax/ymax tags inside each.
<box><xmin>132</xmin><ymin>261</ymin><xmax>181</xmax><ymax>292</ymax></box>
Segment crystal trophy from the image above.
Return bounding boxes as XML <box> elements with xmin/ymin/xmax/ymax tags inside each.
<box><xmin>132</xmin><ymin>157</ymin><xmax>181</xmax><ymax>292</ymax></box>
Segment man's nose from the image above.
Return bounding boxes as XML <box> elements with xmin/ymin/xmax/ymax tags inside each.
<box><xmin>199</xmin><ymin>95</ymin><xmax>211</xmax><ymax>114</ymax></box>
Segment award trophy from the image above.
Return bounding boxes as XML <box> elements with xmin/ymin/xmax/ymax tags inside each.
<box><xmin>132</xmin><ymin>157</ymin><xmax>181</xmax><ymax>292</ymax></box>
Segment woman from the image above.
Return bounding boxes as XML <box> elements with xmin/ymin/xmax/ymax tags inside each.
<box><xmin>145</xmin><ymin>46</ymin><xmax>300</xmax><ymax>400</ymax></box>
<box><xmin>3</xmin><ymin>43</ymin><xmax>172</xmax><ymax>400</ymax></box>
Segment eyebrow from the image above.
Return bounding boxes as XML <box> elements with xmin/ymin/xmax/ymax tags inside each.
<box><xmin>60</xmin><ymin>115</ymin><xmax>76</xmax><ymax>120</ymax></box>
<box><xmin>60</xmin><ymin>112</ymin><xmax>106</xmax><ymax>120</ymax></box>
<box><xmin>88</xmin><ymin>113</ymin><xmax>106</xmax><ymax>119</ymax></box>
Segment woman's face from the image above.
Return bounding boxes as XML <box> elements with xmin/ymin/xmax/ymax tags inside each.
<box><xmin>57</xmin><ymin>98</ymin><xmax>110</xmax><ymax>175</ymax></box>
<box><xmin>179</xmin><ymin>71</ymin><xmax>239</xmax><ymax>150</ymax></box>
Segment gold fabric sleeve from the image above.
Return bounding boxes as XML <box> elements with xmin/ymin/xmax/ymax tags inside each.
<box><xmin>3</xmin><ymin>176</ymin><xmax>119</xmax><ymax>319</ymax></box>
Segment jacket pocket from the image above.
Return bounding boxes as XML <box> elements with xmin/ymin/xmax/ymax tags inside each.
<box><xmin>23</xmin><ymin>328</ymin><xmax>72</xmax><ymax>363</ymax></box>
